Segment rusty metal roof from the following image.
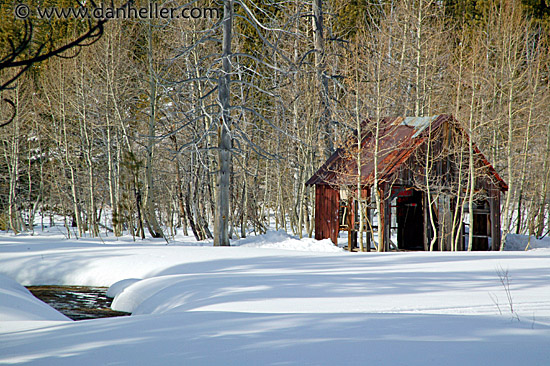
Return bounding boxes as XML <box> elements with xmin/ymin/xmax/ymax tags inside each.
<box><xmin>305</xmin><ymin>114</ymin><xmax>508</xmax><ymax>191</ymax></box>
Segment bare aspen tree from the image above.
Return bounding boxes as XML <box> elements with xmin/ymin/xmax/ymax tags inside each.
<box><xmin>312</xmin><ymin>0</ymin><xmax>334</xmax><ymax>159</ymax></box>
<box><xmin>143</xmin><ymin>19</ymin><xmax>164</xmax><ymax>239</ymax></box>
<box><xmin>74</xmin><ymin>58</ymin><xmax>99</xmax><ymax>236</ymax></box>
<box><xmin>515</xmin><ymin>33</ymin><xmax>542</xmax><ymax>235</ymax></box>
<box><xmin>103</xmin><ymin>29</ymin><xmax>122</xmax><ymax>237</ymax></box>
<box><xmin>466</xmin><ymin>60</ymin><xmax>477</xmax><ymax>251</ymax></box>
<box><xmin>492</xmin><ymin>2</ymin><xmax>531</xmax><ymax>249</ymax></box>
<box><xmin>349</xmin><ymin>4</ymin><xmax>396</xmax><ymax>252</ymax></box>
<box><xmin>535</xmin><ymin>72</ymin><xmax>550</xmax><ymax>237</ymax></box>
<box><xmin>354</xmin><ymin>47</ymin><xmax>365</xmax><ymax>252</ymax></box>
<box><xmin>449</xmin><ymin>23</ymin><xmax>468</xmax><ymax>251</ymax></box>
<box><xmin>59</xmin><ymin>65</ymin><xmax>83</xmax><ymax>237</ymax></box>
<box><xmin>3</xmin><ymin>80</ymin><xmax>24</xmax><ymax>233</ymax></box>
<box><xmin>424</xmin><ymin>124</ymin><xmax>438</xmax><ymax>251</ymax></box>
<box><xmin>373</xmin><ymin>38</ymin><xmax>386</xmax><ymax>252</ymax></box>
<box><xmin>413</xmin><ymin>0</ymin><xmax>426</xmax><ymax>116</ymax></box>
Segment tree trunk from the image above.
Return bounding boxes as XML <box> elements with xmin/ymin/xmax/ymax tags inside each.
<box><xmin>78</xmin><ymin>61</ymin><xmax>98</xmax><ymax>237</ymax></box>
<box><xmin>6</xmin><ymin>85</ymin><xmax>21</xmax><ymax>234</ymax></box>
<box><xmin>467</xmin><ymin>72</ymin><xmax>476</xmax><ymax>251</ymax></box>
<box><xmin>214</xmin><ymin>0</ymin><xmax>233</xmax><ymax>246</ymax></box>
<box><xmin>60</xmin><ymin>72</ymin><xmax>83</xmax><ymax>237</ymax></box>
<box><xmin>185</xmin><ymin>181</ymin><xmax>203</xmax><ymax>241</ymax></box>
<box><xmin>105</xmin><ymin>36</ymin><xmax>121</xmax><ymax>237</ymax></box>
<box><xmin>355</xmin><ymin>54</ymin><xmax>364</xmax><ymax>252</ymax></box>
<box><xmin>144</xmin><ymin>19</ymin><xmax>164</xmax><ymax>239</ymax></box>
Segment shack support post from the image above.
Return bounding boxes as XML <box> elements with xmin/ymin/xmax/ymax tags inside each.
<box><xmin>489</xmin><ymin>186</ymin><xmax>501</xmax><ymax>251</ymax></box>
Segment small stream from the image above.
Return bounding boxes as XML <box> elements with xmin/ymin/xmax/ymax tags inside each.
<box><xmin>27</xmin><ymin>286</ymin><xmax>130</xmax><ymax>321</ymax></box>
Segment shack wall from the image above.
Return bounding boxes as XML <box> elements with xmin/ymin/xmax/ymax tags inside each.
<box><xmin>314</xmin><ymin>185</ymin><xmax>340</xmax><ymax>244</ymax></box>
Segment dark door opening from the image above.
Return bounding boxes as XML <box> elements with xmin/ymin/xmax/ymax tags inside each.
<box><xmin>471</xmin><ymin>200</ymin><xmax>490</xmax><ymax>251</ymax></box>
<box><xmin>396</xmin><ymin>189</ymin><xmax>424</xmax><ymax>250</ymax></box>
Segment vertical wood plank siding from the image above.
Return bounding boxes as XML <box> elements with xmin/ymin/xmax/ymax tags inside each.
<box><xmin>315</xmin><ymin>185</ymin><xmax>340</xmax><ymax>244</ymax></box>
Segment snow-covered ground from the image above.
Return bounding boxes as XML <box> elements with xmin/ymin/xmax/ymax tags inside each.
<box><xmin>1</xmin><ymin>229</ymin><xmax>550</xmax><ymax>365</ymax></box>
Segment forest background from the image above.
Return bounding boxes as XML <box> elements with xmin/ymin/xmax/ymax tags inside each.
<box><xmin>1</xmin><ymin>0</ymin><xmax>549</xmax><ymax>247</ymax></box>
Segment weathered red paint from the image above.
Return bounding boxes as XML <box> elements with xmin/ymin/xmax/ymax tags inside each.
<box><xmin>314</xmin><ymin>185</ymin><xmax>340</xmax><ymax>245</ymax></box>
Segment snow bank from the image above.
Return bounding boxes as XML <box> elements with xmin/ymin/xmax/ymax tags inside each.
<box><xmin>2</xmin><ymin>310</ymin><xmax>550</xmax><ymax>366</ymax></box>
<box><xmin>504</xmin><ymin>233</ymin><xmax>550</xmax><ymax>251</ymax></box>
<box><xmin>105</xmin><ymin>278</ymin><xmax>141</xmax><ymax>298</ymax></box>
<box><xmin>2</xmin><ymin>231</ymin><xmax>550</xmax><ymax>365</ymax></box>
<box><xmin>0</xmin><ymin>274</ymin><xmax>69</xmax><ymax>322</ymax></box>
<box><xmin>109</xmin><ymin>249</ymin><xmax>550</xmax><ymax>317</ymax></box>
<box><xmin>235</xmin><ymin>230</ymin><xmax>344</xmax><ymax>253</ymax></box>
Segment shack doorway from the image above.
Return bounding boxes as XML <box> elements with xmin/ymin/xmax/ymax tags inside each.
<box><xmin>471</xmin><ymin>200</ymin><xmax>490</xmax><ymax>251</ymax></box>
<box><xmin>396</xmin><ymin>189</ymin><xmax>424</xmax><ymax>250</ymax></box>
<box><xmin>338</xmin><ymin>193</ymin><xmax>359</xmax><ymax>250</ymax></box>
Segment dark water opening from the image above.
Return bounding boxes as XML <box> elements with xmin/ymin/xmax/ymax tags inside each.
<box><xmin>27</xmin><ymin>286</ymin><xmax>130</xmax><ymax>321</ymax></box>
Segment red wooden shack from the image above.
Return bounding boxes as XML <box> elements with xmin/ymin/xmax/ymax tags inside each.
<box><xmin>306</xmin><ymin>115</ymin><xmax>508</xmax><ymax>251</ymax></box>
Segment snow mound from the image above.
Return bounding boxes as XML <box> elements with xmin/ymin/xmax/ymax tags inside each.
<box><xmin>111</xmin><ymin>275</ymin><xmax>188</xmax><ymax>314</ymax></box>
<box><xmin>504</xmin><ymin>234</ymin><xmax>550</xmax><ymax>251</ymax></box>
<box><xmin>0</xmin><ymin>274</ymin><xmax>70</xmax><ymax>321</ymax></box>
<box><xmin>106</xmin><ymin>278</ymin><xmax>141</xmax><ymax>298</ymax></box>
<box><xmin>236</xmin><ymin>230</ymin><xmax>343</xmax><ymax>253</ymax></box>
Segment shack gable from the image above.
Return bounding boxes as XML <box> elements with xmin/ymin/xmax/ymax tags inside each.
<box><xmin>306</xmin><ymin>114</ymin><xmax>507</xmax><ymax>192</ymax></box>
